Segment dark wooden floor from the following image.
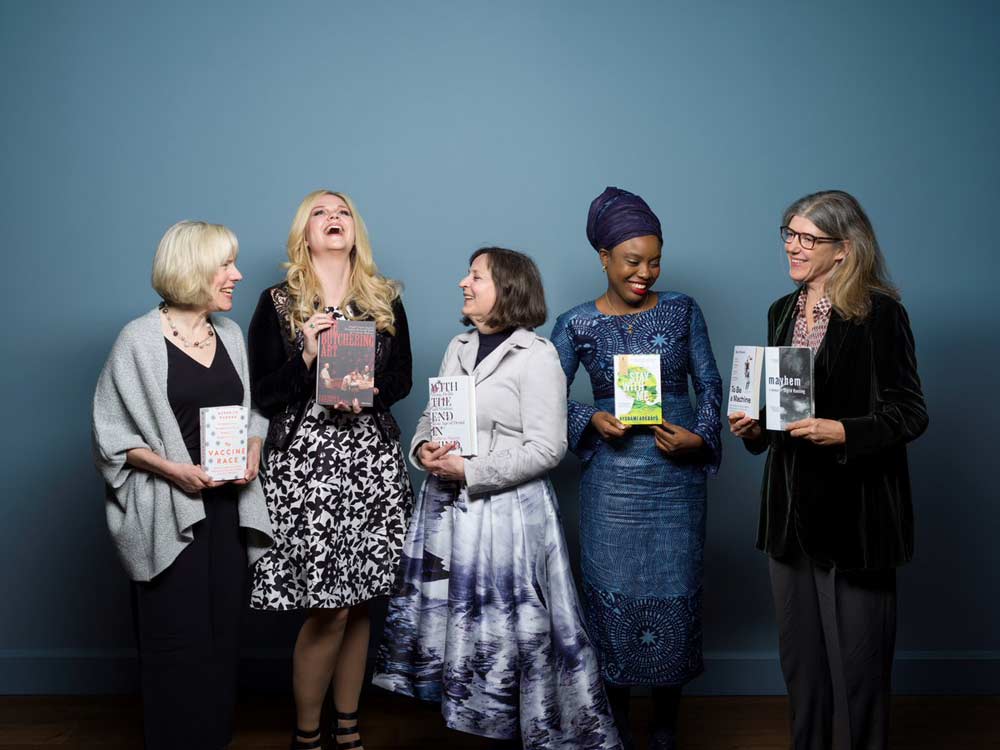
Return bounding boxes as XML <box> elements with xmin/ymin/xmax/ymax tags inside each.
<box><xmin>0</xmin><ymin>693</ymin><xmax>996</xmax><ymax>749</ymax></box>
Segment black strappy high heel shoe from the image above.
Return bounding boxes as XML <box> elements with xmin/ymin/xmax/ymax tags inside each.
<box><xmin>290</xmin><ymin>725</ymin><xmax>323</xmax><ymax>750</ymax></box>
<box><xmin>332</xmin><ymin>710</ymin><xmax>363</xmax><ymax>749</ymax></box>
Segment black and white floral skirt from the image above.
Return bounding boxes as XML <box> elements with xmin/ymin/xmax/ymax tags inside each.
<box><xmin>250</xmin><ymin>401</ymin><xmax>413</xmax><ymax>610</ymax></box>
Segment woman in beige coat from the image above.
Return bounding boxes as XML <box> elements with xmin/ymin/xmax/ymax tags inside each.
<box><xmin>374</xmin><ymin>247</ymin><xmax>621</xmax><ymax>749</ymax></box>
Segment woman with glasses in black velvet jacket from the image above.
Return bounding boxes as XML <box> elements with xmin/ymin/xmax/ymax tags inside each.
<box><xmin>729</xmin><ymin>190</ymin><xmax>927</xmax><ymax>750</ymax></box>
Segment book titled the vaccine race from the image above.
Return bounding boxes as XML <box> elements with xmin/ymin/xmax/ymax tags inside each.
<box><xmin>199</xmin><ymin>405</ymin><xmax>248</xmax><ymax>481</ymax></box>
<box><xmin>764</xmin><ymin>346</ymin><xmax>815</xmax><ymax>430</ymax></box>
<box><xmin>613</xmin><ymin>354</ymin><xmax>662</xmax><ymax>426</ymax></box>
<box><xmin>427</xmin><ymin>375</ymin><xmax>478</xmax><ymax>456</ymax></box>
<box><xmin>727</xmin><ymin>345</ymin><xmax>764</xmax><ymax>417</ymax></box>
<box><xmin>317</xmin><ymin>320</ymin><xmax>377</xmax><ymax>408</ymax></box>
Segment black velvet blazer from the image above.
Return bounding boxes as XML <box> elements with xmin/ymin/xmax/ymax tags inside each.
<box><xmin>744</xmin><ymin>290</ymin><xmax>928</xmax><ymax>571</ymax></box>
<box><xmin>248</xmin><ymin>283</ymin><xmax>412</xmax><ymax>454</ymax></box>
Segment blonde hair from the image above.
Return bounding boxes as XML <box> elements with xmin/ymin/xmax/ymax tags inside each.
<box><xmin>783</xmin><ymin>190</ymin><xmax>898</xmax><ymax>321</ymax></box>
<box><xmin>152</xmin><ymin>221</ymin><xmax>238</xmax><ymax>307</ymax></box>
<box><xmin>284</xmin><ymin>190</ymin><xmax>400</xmax><ymax>336</ymax></box>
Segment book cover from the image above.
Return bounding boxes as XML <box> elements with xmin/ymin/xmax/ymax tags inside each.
<box><xmin>317</xmin><ymin>319</ymin><xmax>376</xmax><ymax>407</ymax></box>
<box><xmin>427</xmin><ymin>375</ymin><xmax>478</xmax><ymax>456</ymax></box>
<box><xmin>765</xmin><ymin>346</ymin><xmax>815</xmax><ymax>430</ymax></box>
<box><xmin>613</xmin><ymin>354</ymin><xmax>662</xmax><ymax>426</ymax></box>
<box><xmin>727</xmin><ymin>345</ymin><xmax>764</xmax><ymax>416</ymax></box>
<box><xmin>199</xmin><ymin>405</ymin><xmax>248</xmax><ymax>481</ymax></box>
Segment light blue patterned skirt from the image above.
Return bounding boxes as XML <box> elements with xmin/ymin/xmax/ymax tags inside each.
<box><xmin>580</xmin><ymin>396</ymin><xmax>706</xmax><ymax>687</ymax></box>
<box><xmin>373</xmin><ymin>475</ymin><xmax>622</xmax><ymax>749</ymax></box>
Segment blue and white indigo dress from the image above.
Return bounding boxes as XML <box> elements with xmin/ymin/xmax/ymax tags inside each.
<box><xmin>373</xmin><ymin>329</ymin><xmax>622</xmax><ymax>749</ymax></box>
<box><xmin>551</xmin><ymin>292</ymin><xmax>722</xmax><ymax>687</ymax></box>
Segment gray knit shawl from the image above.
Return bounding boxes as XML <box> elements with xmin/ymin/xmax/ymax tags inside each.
<box><xmin>92</xmin><ymin>308</ymin><xmax>274</xmax><ymax>581</ymax></box>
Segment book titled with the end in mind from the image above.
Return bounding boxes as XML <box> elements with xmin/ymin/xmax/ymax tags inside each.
<box><xmin>428</xmin><ymin>375</ymin><xmax>478</xmax><ymax>456</ymax></box>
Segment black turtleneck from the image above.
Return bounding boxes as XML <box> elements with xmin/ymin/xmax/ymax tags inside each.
<box><xmin>475</xmin><ymin>329</ymin><xmax>515</xmax><ymax>368</ymax></box>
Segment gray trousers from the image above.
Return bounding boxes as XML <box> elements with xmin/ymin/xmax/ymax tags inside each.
<box><xmin>768</xmin><ymin>539</ymin><xmax>897</xmax><ymax>750</ymax></box>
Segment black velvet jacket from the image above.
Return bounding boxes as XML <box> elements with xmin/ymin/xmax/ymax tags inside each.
<box><xmin>744</xmin><ymin>290</ymin><xmax>928</xmax><ymax>571</ymax></box>
<box><xmin>248</xmin><ymin>283</ymin><xmax>412</xmax><ymax>454</ymax></box>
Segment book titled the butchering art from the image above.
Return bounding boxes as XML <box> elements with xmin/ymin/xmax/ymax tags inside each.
<box><xmin>317</xmin><ymin>320</ymin><xmax>377</xmax><ymax>408</ymax></box>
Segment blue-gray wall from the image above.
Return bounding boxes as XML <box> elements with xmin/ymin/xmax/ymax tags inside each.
<box><xmin>2</xmin><ymin>0</ymin><xmax>997</xmax><ymax>694</ymax></box>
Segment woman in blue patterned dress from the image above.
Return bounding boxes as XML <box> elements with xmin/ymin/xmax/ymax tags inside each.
<box><xmin>551</xmin><ymin>187</ymin><xmax>722</xmax><ymax>750</ymax></box>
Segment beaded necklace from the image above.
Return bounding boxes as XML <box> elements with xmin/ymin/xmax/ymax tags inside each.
<box><xmin>160</xmin><ymin>302</ymin><xmax>215</xmax><ymax>349</ymax></box>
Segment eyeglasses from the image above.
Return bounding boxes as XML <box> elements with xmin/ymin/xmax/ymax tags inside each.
<box><xmin>780</xmin><ymin>226</ymin><xmax>842</xmax><ymax>250</ymax></box>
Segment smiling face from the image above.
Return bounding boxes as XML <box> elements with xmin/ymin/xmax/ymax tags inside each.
<box><xmin>600</xmin><ymin>234</ymin><xmax>662</xmax><ymax>308</ymax></box>
<box><xmin>459</xmin><ymin>253</ymin><xmax>498</xmax><ymax>331</ymax></box>
<box><xmin>207</xmin><ymin>254</ymin><xmax>242</xmax><ymax>313</ymax></box>
<box><xmin>784</xmin><ymin>214</ymin><xmax>847</xmax><ymax>291</ymax></box>
<box><xmin>304</xmin><ymin>193</ymin><xmax>356</xmax><ymax>257</ymax></box>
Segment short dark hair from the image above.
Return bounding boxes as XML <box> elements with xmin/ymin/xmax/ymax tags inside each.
<box><xmin>461</xmin><ymin>247</ymin><xmax>547</xmax><ymax>330</ymax></box>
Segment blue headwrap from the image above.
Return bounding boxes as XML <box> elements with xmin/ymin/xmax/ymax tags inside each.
<box><xmin>586</xmin><ymin>186</ymin><xmax>662</xmax><ymax>252</ymax></box>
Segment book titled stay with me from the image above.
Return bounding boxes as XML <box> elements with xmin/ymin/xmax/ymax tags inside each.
<box><xmin>317</xmin><ymin>320</ymin><xmax>376</xmax><ymax>408</ymax></box>
<box><xmin>613</xmin><ymin>354</ymin><xmax>662</xmax><ymax>426</ymax></box>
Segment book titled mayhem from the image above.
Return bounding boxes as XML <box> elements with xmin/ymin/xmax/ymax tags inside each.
<box><xmin>317</xmin><ymin>320</ymin><xmax>376</xmax><ymax>407</ymax></box>
<box><xmin>199</xmin><ymin>405</ymin><xmax>248</xmax><ymax>481</ymax></box>
<box><xmin>764</xmin><ymin>346</ymin><xmax>815</xmax><ymax>430</ymax></box>
<box><xmin>427</xmin><ymin>375</ymin><xmax>478</xmax><ymax>455</ymax></box>
<box><xmin>613</xmin><ymin>354</ymin><xmax>662</xmax><ymax>426</ymax></box>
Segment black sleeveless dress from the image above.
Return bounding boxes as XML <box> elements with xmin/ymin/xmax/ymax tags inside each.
<box><xmin>131</xmin><ymin>337</ymin><xmax>247</xmax><ymax>750</ymax></box>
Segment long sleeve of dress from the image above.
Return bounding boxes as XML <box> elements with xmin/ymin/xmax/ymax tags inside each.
<box><xmin>551</xmin><ymin>312</ymin><xmax>601</xmax><ymax>461</ymax></box>
<box><xmin>686</xmin><ymin>298</ymin><xmax>723</xmax><ymax>473</ymax></box>
<box><xmin>248</xmin><ymin>288</ymin><xmax>310</xmax><ymax>419</ymax></box>
<box><xmin>374</xmin><ymin>298</ymin><xmax>412</xmax><ymax>410</ymax></box>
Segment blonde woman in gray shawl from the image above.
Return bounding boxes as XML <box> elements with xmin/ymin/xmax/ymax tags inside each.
<box><xmin>92</xmin><ymin>221</ymin><xmax>273</xmax><ymax>750</ymax></box>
